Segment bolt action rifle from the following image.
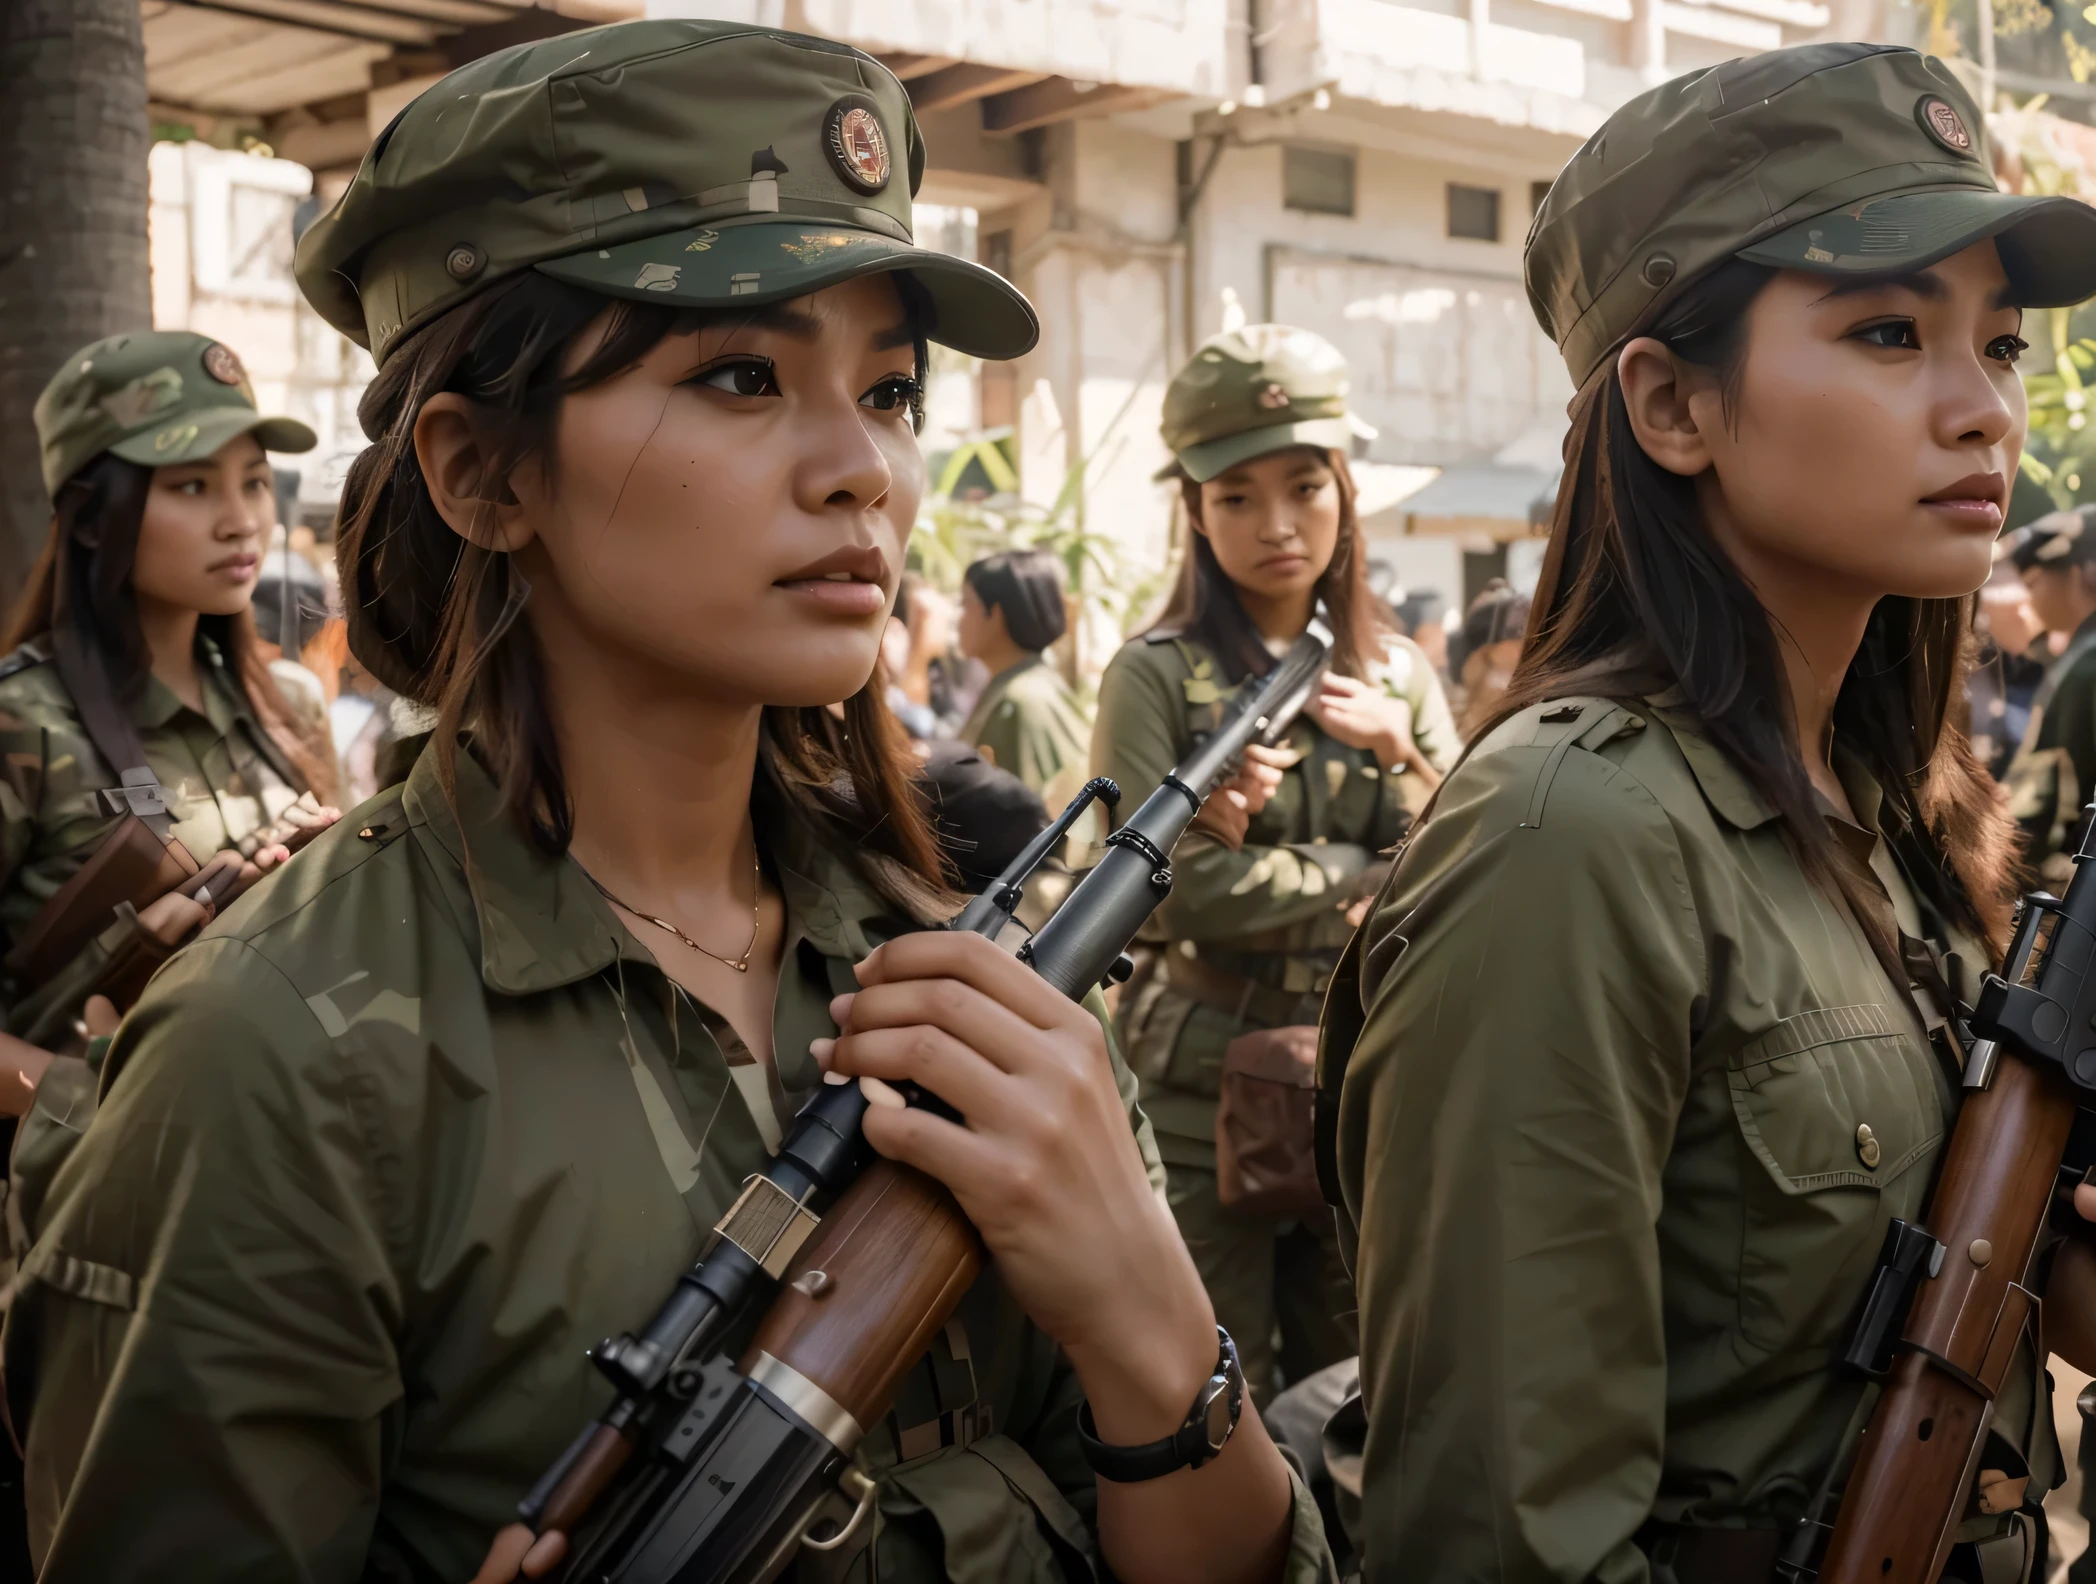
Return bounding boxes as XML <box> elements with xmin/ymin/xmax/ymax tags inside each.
<box><xmin>519</xmin><ymin>615</ymin><xmax>1335</xmax><ymax>1584</ymax></box>
<box><xmin>1796</xmin><ymin>810</ymin><xmax>2096</xmax><ymax>1582</ymax></box>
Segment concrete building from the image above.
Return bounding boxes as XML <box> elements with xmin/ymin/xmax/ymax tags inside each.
<box><xmin>140</xmin><ymin>0</ymin><xmax>1970</xmax><ymax>619</ymax></box>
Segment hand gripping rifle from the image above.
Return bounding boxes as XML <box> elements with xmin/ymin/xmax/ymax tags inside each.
<box><xmin>521</xmin><ymin>616</ymin><xmax>1334</xmax><ymax>1584</ymax></box>
<box><xmin>1802</xmin><ymin>812</ymin><xmax>2096</xmax><ymax>1583</ymax></box>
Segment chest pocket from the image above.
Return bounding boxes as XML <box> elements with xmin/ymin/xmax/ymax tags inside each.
<box><xmin>1727</xmin><ymin>1003</ymin><xmax>1948</xmax><ymax>1352</ymax></box>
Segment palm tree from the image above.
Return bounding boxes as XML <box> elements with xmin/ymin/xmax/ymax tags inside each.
<box><xmin>0</xmin><ymin>0</ymin><xmax>152</xmax><ymax>597</ymax></box>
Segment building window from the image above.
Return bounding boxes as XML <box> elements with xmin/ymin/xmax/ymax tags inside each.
<box><xmin>1531</xmin><ymin>179</ymin><xmax>1552</xmax><ymax>216</ymax></box>
<box><xmin>1283</xmin><ymin>145</ymin><xmax>1355</xmax><ymax>217</ymax></box>
<box><xmin>1447</xmin><ymin>183</ymin><xmax>1502</xmax><ymax>242</ymax></box>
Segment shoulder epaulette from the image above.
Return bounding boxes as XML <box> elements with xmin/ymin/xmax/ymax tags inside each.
<box><xmin>0</xmin><ymin>637</ymin><xmax>53</xmax><ymax>685</ymax></box>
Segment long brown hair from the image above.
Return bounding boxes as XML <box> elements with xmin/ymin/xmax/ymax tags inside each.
<box><xmin>1150</xmin><ymin>448</ymin><xmax>1393</xmax><ymax>683</ymax></box>
<box><xmin>1</xmin><ymin>455</ymin><xmax>338</xmax><ymax>803</ymax></box>
<box><xmin>333</xmin><ymin>270</ymin><xmax>953</xmax><ymax>920</ymax></box>
<box><xmin>1492</xmin><ymin>258</ymin><xmax>2016</xmax><ymax>948</ymax></box>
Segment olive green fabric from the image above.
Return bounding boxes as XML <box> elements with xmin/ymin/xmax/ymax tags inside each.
<box><xmin>295</xmin><ymin>19</ymin><xmax>1035</xmax><ymax>365</ymax></box>
<box><xmin>1326</xmin><ymin>698</ymin><xmax>2055</xmax><ymax>1581</ymax></box>
<box><xmin>5</xmin><ymin>744</ymin><xmax>1335</xmax><ymax>1582</ymax></box>
<box><xmin>34</xmin><ymin>330</ymin><xmax>314</xmax><ymax>496</ymax></box>
<box><xmin>1092</xmin><ymin>631</ymin><xmax>1454</xmax><ymax>1400</ymax></box>
<box><xmin>1528</xmin><ymin>42</ymin><xmax>2096</xmax><ymax>387</ymax></box>
<box><xmin>0</xmin><ymin>639</ymin><xmax>302</xmax><ymax>1050</ymax></box>
<box><xmin>959</xmin><ymin>657</ymin><xmax>1093</xmax><ymax>811</ymax></box>
<box><xmin>1157</xmin><ymin>325</ymin><xmax>1376</xmax><ymax>484</ymax></box>
<box><xmin>2004</xmin><ymin>612</ymin><xmax>2096</xmax><ymax>880</ymax></box>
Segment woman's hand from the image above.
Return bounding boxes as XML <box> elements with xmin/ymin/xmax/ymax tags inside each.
<box><xmin>817</xmin><ymin>932</ymin><xmax>1215</xmax><ymax>1384</ymax></box>
<box><xmin>137</xmin><ymin>888</ymin><xmax>213</xmax><ymax>946</ymax></box>
<box><xmin>1188</xmin><ymin>743</ymin><xmax>1289</xmax><ymax>852</ymax></box>
<box><xmin>820</xmin><ymin>932</ymin><xmax>1296</xmax><ymax>1584</ymax></box>
<box><xmin>259</xmin><ymin>793</ymin><xmax>343</xmax><ymax>857</ymax></box>
<box><xmin>1306</xmin><ymin>673</ymin><xmax>1435</xmax><ymax>779</ymax></box>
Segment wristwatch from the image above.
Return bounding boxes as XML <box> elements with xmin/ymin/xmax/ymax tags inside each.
<box><xmin>1076</xmin><ymin>1326</ymin><xmax>1244</xmax><ymax>1482</ymax></box>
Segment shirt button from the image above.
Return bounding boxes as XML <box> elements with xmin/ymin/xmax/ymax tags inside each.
<box><xmin>1855</xmin><ymin>1123</ymin><xmax>1881</xmax><ymax>1169</ymax></box>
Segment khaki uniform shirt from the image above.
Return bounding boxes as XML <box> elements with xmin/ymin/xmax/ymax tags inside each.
<box><xmin>0</xmin><ymin>637</ymin><xmax>301</xmax><ymax>1050</ymax></box>
<box><xmin>1093</xmin><ymin>632</ymin><xmax>1457</xmax><ymax>1168</ymax></box>
<box><xmin>1325</xmin><ymin>698</ymin><xmax>2050</xmax><ymax>1582</ymax></box>
<box><xmin>5</xmin><ymin>746</ymin><xmax>1334</xmax><ymax>1583</ymax></box>
<box><xmin>960</xmin><ymin>656</ymin><xmax>1094</xmax><ymax>812</ymax></box>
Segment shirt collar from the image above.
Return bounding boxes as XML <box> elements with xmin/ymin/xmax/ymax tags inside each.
<box><xmin>1645</xmin><ymin>694</ymin><xmax>1781</xmax><ymax>830</ymax></box>
<box><xmin>403</xmin><ymin>741</ymin><xmax>903</xmax><ymax>997</ymax></box>
<box><xmin>129</xmin><ymin>634</ymin><xmax>247</xmax><ymax>737</ymax></box>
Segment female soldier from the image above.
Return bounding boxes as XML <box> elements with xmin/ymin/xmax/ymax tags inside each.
<box><xmin>1092</xmin><ymin>323</ymin><xmax>1457</xmax><ymax>1405</ymax></box>
<box><xmin>956</xmin><ymin>548</ymin><xmax>1091</xmax><ymax>807</ymax></box>
<box><xmin>4</xmin><ymin>22</ymin><xmax>1329</xmax><ymax>1584</ymax></box>
<box><xmin>0</xmin><ymin>332</ymin><xmax>339</xmax><ymax>1126</ymax></box>
<box><xmin>1323</xmin><ymin>43</ymin><xmax>2096</xmax><ymax>1582</ymax></box>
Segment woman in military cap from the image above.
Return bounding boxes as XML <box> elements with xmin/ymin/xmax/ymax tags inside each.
<box><xmin>1092</xmin><ymin>322</ymin><xmax>1457</xmax><ymax>1407</ymax></box>
<box><xmin>0</xmin><ymin>331</ymin><xmax>339</xmax><ymax>1108</ymax></box>
<box><xmin>1323</xmin><ymin>42</ymin><xmax>2096</xmax><ymax>1582</ymax></box>
<box><xmin>6</xmin><ymin>22</ymin><xmax>1328</xmax><ymax>1584</ymax></box>
<box><xmin>955</xmin><ymin>548</ymin><xmax>1092</xmax><ymax>807</ymax></box>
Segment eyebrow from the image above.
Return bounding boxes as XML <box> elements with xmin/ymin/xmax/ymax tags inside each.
<box><xmin>711</xmin><ymin>304</ymin><xmax>916</xmax><ymax>352</ymax></box>
<box><xmin>1816</xmin><ymin>270</ymin><xmax>2020</xmax><ymax>311</ymax></box>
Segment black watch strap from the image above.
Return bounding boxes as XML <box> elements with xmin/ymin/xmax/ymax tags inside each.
<box><xmin>1075</xmin><ymin>1326</ymin><xmax>1244</xmax><ymax>1483</ymax></box>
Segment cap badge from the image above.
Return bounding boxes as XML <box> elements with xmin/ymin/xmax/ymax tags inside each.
<box><xmin>1258</xmin><ymin>382</ymin><xmax>1290</xmax><ymax>410</ymax></box>
<box><xmin>633</xmin><ymin>262</ymin><xmax>682</xmax><ymax>293</ymax></box>
<box><xmin>1916</xmin><ymin>95</ymin><xmax>1973</xmax><ymax>154</ymax></box>
<box><xmin>201</xmin><ymin>342</ymin><xmax>245</xmax><ymax>386</ymax></box>
<box><xmin>825</xmin><ymin>97</ymin><xmax>891</xmax><ymax>194</ymax></box>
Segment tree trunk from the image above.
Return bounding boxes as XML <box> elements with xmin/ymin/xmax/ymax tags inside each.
<box><xmin>0</xmin><ymin>0</ymin><xmax>151</xmax><ymax>603</ymax></box>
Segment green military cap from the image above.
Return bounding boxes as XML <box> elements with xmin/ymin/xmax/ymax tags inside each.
<box><xmin>33</xmin><ymin>330</ymin><xmax>315</xmax><ymax>497</ymax></box>
<box><xmin>1528</xmin><ymin>42</ymin><xmax>2096</xmax><ymax>387</ymax></box>
<box><xmin>1159</xmin><ymin>324</ymin><xmax>1376</xmax><ymax>483</ymax></box>
<box><xmin>295</xmin><ymin>19</ymin><xmax>1036</xmax><ymax>367</ymax></box>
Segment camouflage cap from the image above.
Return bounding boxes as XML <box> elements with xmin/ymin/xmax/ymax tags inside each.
<box><xmin>295</xmin><ymin>19</ymin><xmax>1037</xmax><ymax>367</ymax></box>
<box><xmin>1528</xmin><ymin>43</ymin><xmax>2096</xmax><ymax>387</ymax></box>
<box><xmin>34</xmin><ymin>330</ymin><xmax>316</xmax><ymax>498</ymax></box>
<box><xmin>1159</xmin><ymin>324</ymin><xmax>1376</xmax><ymax>483</ymax></box>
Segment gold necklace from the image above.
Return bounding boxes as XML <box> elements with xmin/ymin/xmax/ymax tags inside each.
<box><xmin>584</xmin><ymin>851</ymin><xmax>763</xmax><ymax>974</ymax></box>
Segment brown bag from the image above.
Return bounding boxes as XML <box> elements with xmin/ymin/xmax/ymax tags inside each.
<box><xmin>5</xmin><ymin>816</ymin><xmax>198</xmax><ymax>990</ymax></box>
<box><xmin>1215</xmin><ymin>1025</ymin><xmax>1325</xmax><ymax>1219</ymax></box>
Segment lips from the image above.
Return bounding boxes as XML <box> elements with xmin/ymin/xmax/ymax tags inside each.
<box><xmin>211</xmin><ymin>553</ymin><xmax>260</xmax><ymax>577</ymax></box>
<box><xmin>775</xmin><ymin>544</ymin><xmax>888</xmax><ymax>616</ymax></box>
<box><xmin>1919</xmin><ymin>471</ymin><xmax>2007</xmax><ymax>532</ymax></box>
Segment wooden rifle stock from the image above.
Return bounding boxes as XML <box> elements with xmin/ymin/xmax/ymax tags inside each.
<box><xmin>1817</xmin><ymin>1050</ymin><xmax>2077</xmax><ymax>1582</ymax></box>
<box><xmin>743</xmin><ymin>1159</ymin><xmax>983</xmax><ymax>1431</ymax></box>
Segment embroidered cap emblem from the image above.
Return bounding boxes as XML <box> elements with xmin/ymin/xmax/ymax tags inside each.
<box><xmin>824</xmin><ymin>97</ymin><xmax>891</xmax><ymax>194</ymax></box>
<box><xmin>201</xmin><ymin>342</ymin><xmax>244</xmax><ymax>385</ymax></box>
<box><xmin>1916</xmin><ymin>95</ymin><xmax>1973</xmax><ymax>154</ymax></box>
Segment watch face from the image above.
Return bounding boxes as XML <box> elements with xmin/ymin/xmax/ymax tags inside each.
<box><xmin>1201</xmin><ymin>1378</ymin><xmax>1233</xmax><ymax>1451</ymax></box>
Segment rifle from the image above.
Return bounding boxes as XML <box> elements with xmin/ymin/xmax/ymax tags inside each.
<box><xmin>1802</xmin><ymin>811</ymin><xmax>2096</xmax><ymax>1582</ymax></box>
<box><xmin>520</xmin><ymin>615</ymin><xmax>1335</xmax><ymax>1584</ymax></box>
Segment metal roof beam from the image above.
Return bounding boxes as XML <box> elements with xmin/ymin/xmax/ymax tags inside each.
<box><xmin>162</xmin><ymin>0</ymin><xmax>448</xmax><ymax>47</ymax></box>
<box><xmin>907</xmin><ymin>62</ymin><xmax>1051</xmax><ymax>114</ymax></box>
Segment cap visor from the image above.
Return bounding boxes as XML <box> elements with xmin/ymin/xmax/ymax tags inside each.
<box><xmin>536</xmin><ymin>220</ymin><xmax>1039</xmax><ymax>360</ymax></box>
<box><xmin>1173</xmin><ymin>418</ymin><xmax>1358</xmax><ymax>484</ymax></box>
<box><xmin>1738</xmin><ymin>189</ymin><xmax>2096</xmax><ymax>307</ymax></box>
<box><xmin>108</xmin><ymin>406</ymin><xmax>316</xmax><ymax>470</ymax></box>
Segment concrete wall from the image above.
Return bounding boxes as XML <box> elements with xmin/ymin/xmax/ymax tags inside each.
<box><xmin>148</xmin><ymin>142</ymin><xmax>375</xmax><ymax>521</ymax></box>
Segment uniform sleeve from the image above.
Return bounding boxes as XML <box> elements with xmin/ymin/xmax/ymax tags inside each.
<box><xmin>1392</xmin><ymin>638</ymin><xmax>1461</xmax><ymax>775</ymax></box>
<box><xmin>8</xmin><ymin>936</ymin><xmax>401</xmax><ymax>1583</ymax></box>
<box><xmin>1337</xmin><ymin>740</ymin><xmax>1703</xmax><ymax>1584</ymax></box>
<box><xmin>971</xmin><ymin>696</ymin><xmax>1026</xmax><ymax>785</ymax></box>
<box><xmin>1092</xmin><ymin>648</ymin><xmax>1375</xmax><ymax>941</ymax></box>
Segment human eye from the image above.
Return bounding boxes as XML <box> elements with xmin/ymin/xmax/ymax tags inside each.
<box><xmin>1987</xmin><ymin>333</ymin><xmax>2029</xmax><ymax>365</ymax></box>
<box><xmin>687</xmin><ymin>357</ymin><xmax>779</xmax><ymax>398</ymax></box>
<box><xmin>1849</xmin><ymin>318</ymin><xmax>1921</xmax><ymax>352</ymax></box>
<box><xmin>859</xmin><ymin>373</ymin><xmax>923</xmax><ymax>415</ymax></box>
<box><xmin>167</xmin><ymin>477</ymin><xmax>206</xmax><ymax>497</ymax></box>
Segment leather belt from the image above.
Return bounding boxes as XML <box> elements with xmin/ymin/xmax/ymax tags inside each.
<box><xmin>1161</xmin><ymin>951</ymin><xmax>1322</xmax><ymax>1029</ymax></box>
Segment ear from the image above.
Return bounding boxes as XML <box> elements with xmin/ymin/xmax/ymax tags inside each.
<box><xmin>1616</xmin><ymin>336</ymin><xmax>1717</xmax><ymax>480</ymax></box>
<box><xmin>413</xmin><ymin>392</ymin><xmax>538</xmax><ymax>553</ymax></box>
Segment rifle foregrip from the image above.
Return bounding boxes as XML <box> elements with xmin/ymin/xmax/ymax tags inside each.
<box><xmin>743</xmin><ymin>1158</ymin><xmax>984</xmax><ymax>1435</ymax></box>
<box><xmin>540</xmin><ymin>1422</ymin><xmax>637</xmax><ymax>1538</ymax></box>
<box><xmin>1818</xmin><ymin>1053</ymin><xmax>2077</xmax><ymax>1584</ymax></box>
